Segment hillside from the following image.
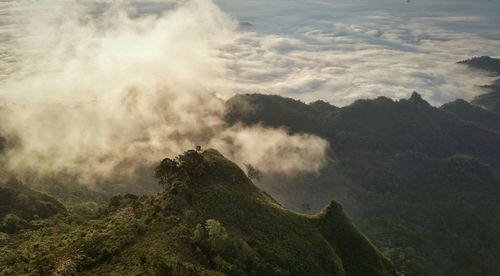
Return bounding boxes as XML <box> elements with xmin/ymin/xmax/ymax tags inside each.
<box><xmin>0</xmin><ymin>149</ymin><xmax>397</xmax><ymax>276</ymax></box>
<box><xmin>226</xmin><ymin>93</ymin><xmax>500</xmax><ymax>276</ymax></box>
<box><xmin>440</xmin><ymin>99</ymin><xmax>500</xmax><ymax>132</ymax></box>
<box><xmin>0</xmin><ymin>179</ymin><xmax>67</xmax><ymax>233</ymax></box>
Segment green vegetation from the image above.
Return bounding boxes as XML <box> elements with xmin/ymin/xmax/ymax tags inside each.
<box><xmin>225</xmin><ymin>92</ymin><xmax>500</xmax><ymax>276</ymax></box>
<box><xmin>0</xmin><ymin>150</ymin><xmax>397</xmax><ymax>275</ymax></box>
<box><xmin>0</xmin><ymin>179</ymin><xmax>67</xmax><ymax>233</ymax></box>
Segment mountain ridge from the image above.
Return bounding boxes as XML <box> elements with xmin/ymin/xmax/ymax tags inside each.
<box><xmin>0</xmin><ymin>149</ymin><xmax>397</xmax><ymax>276</ymax></box>
<box><xmin>225</xmin><ymin>92</ymin><xmax>500</xmax><ymax>276</ymax></box>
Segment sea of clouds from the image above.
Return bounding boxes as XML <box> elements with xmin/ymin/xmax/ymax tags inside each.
<box><xmin>216</xmin><ymin>0</ymin><xmax>500</xmax><ymax>105</ymax></box>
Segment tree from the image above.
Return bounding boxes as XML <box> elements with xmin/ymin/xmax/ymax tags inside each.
<box><xmin>177</xmin><ymin>150</ymin><xmax>207</xmax><ymax>179</ymax></box>
<box><xmin>154</xmin><ymin>150</ymin><xmax>208</xmax><ymax>192</ymax></box>
<box><xmin>154</xmin><ymin>158</ymin><xmax>180</xmax><ymax>191</ymax></box>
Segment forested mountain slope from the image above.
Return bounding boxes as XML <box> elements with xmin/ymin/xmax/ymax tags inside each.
<box><xmin>226</xmin><ymin>93</ymin><xmax>500</xmax><ymax>276</ymax></box>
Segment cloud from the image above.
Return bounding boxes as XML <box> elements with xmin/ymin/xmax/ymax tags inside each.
<box><xmin>215</xmin><ymin>0</ymin><xmax>500</xmax><ymax>106</ymax></box>
<box><xmin>0</xmin><ymin>0</ymin><xmax>329</xmax><ymax>184</ymax></box>
<box><xmin>211</xmin><ymin>125</ymin><xmax>328</xmax><ymax>175</ymax></box>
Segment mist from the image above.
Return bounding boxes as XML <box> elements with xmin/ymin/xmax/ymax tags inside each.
<box><xmin>2</xmin><ymin>0</ymin><xmax>498</xmax><ymax>186</ymax></box>
<box><xmin>0</xmin><ymin>0</ymin><xmax>329</xmax><ymax>185</ymax></box>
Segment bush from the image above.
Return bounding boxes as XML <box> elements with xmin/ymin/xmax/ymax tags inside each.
<box><xmin>1</xmin><ymin>213</ymin><xmax>29</xmax><ymax>233</ymax></box>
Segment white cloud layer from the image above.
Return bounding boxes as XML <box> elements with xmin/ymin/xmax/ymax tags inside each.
<box><xmin>215</xmin><ymin>0</ymin><xmax>500</xmax><ymax>105</ymax></box>
<box><xmin>0</xmin><ymin>0</ymin><xmax>328</xmax><ymax>183</ymax></box>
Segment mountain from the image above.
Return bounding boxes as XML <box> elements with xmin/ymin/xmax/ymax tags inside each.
<box><xmin>0</xmin><ymin>149</ymin><xmax>397</xmax><ymax>276</ymax></box>
<box><xmin>458</xmin><ymin>56</ymin><xmax>500</xmax><ymax>75</ymax></box>
<box><xmin>226</xmin><ymin>93</ymin><xmax>500</xmax><ymax>276</ymax></box>
<box><xmin>227</xmin><ymin>92</ymin><xmax>500</xmax><ymax>166</ymax></box>
<box><xmin>458</xmin><ymin>56</ymin><xmax>500</xmax><ymax>114</ymax></box>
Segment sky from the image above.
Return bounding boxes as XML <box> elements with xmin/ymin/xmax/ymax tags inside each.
<box><xmin>0</xmin><ymin>0</ymin><xmax>498</xmax><ymax>183</ymax></box>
